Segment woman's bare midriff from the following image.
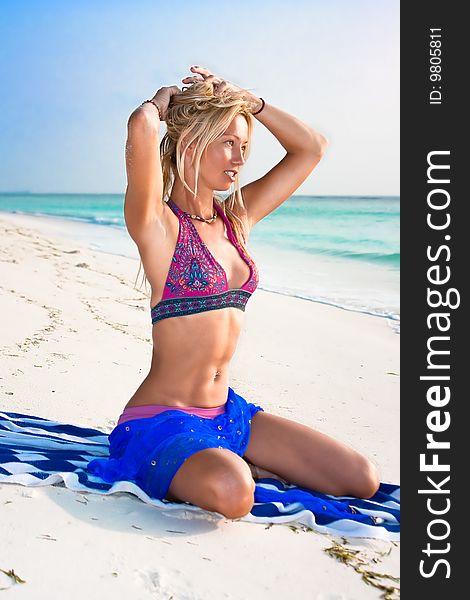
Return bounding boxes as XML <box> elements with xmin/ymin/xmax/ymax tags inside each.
<box><xmin>124</xmin><ymin>200</ymin><xmax>252</xmax><ymax>411</ymax></box>
<box><xmin>124</xmin><ymin>305</ymin><xmax>245</xmax><ymax>410</ymax></box>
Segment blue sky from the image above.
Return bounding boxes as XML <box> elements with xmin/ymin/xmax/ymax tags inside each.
<box><xmin>0</xmin><ymin>0</ymin><xmax>399</xmax><ymax>196</ymax></box>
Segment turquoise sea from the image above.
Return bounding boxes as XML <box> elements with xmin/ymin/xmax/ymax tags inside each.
<box><xmin>0</xmin><ymin>193</ymin><xmax>400</xmax><ymax>330</ymax></box>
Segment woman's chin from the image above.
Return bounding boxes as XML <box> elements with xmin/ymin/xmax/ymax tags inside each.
<box><xmin>214</xmin><ymin>181</ymin><xmax>235</xmax><ymax>192</ymax></box>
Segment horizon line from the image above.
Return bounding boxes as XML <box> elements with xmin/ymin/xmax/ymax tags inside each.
<box><xmin>0</xmin><ymin>191</ymin><xmax>400</xmax><ymax>198</ymax></box>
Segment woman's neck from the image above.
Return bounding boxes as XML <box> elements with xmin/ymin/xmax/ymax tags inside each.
<box><xmin>170</xmin><ymin>179</ymin><xmax>215</xmax><ymax>219</ymax></box>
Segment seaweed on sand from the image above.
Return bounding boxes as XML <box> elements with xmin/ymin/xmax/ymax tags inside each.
<box><xmin>323</xmin><ymin>541</ymin><xmax>400</xmax><ymax>599</ymax></box>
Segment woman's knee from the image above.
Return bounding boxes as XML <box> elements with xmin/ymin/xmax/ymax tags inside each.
<box><xmin>349</xmin><ymin>455</ymin><xmax>380</xmax><ymax>499</ymax></box>
<box><xmin>165</xmin><ymin>449</ymin><xmax>255</xmax><ymax>517</ymax></box>
<box><xmin>209</xmin><ymin>470</ymin><xmax>256</xmax><ymax>519</ymax></box>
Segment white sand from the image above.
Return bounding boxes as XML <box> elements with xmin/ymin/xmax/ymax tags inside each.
<box><xmin>0</xmin><ymin>213</ymin><xmax>399</xmax><ymax>599</ymax></box>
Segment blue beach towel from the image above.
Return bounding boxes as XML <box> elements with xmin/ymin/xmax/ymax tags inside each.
<box><xmin>0</xmin><ymin>410</ymin><xmax>400</xmax><ymax>540</ymax></box>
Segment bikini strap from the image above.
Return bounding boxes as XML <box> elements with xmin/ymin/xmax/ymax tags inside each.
<box><xmin>166</xmin><ymin>198</ymin><xmax>180</xmax><ymax>217</ymax></box>
<box><xmin>214</xmin><ymin>202</ymin><xmax>249</xmax><ymax>257</ymax></box>
<box><xmin>214</xmin><ymin>202</ymin><xmax>236</xmax><ymax>243</ymax></box>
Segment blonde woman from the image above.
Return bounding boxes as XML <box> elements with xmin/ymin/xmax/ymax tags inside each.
<box><xmin>87</xmin><ymin>65</ymin><xmax>379</xmax><ymax>518</ymax></box>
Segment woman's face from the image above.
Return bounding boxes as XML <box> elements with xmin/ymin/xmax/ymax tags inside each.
<box><xmin>197</xmin><ymin>114</ymin><xmax>249</xmax><ymax>191</ymax></box>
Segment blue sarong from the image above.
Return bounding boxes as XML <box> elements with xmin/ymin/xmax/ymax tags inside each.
<box><xmin>86</xmin><ymin>386</ymin><xmax>264</xmax><ymax>500</ymax></box>
<box><xmin>0</xmin><ymin>395</ymin><xmax>400</xmax><ymax>540</ymax></box>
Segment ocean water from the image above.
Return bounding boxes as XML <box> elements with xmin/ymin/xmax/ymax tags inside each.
<box><xmin>0</xmin><ymin>193</ymin><xmax>400</xmax><ymax>330</ymax></box>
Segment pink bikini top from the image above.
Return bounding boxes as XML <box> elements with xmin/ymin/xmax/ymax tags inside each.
<box><xmin>151</xmin><ymin>198</ymin><xmax>259</xmax><ymax>323</ymax></box>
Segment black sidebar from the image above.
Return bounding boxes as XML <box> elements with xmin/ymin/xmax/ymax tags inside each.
<box><xmin>401</xmin><ymin>2</ymin><xmax>465</xmax><ymax>597</ymax></box>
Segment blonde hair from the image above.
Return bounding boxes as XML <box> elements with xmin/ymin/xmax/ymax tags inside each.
<box><xmin>135</xmin><ymin>80</ymin><xmax>257</xmax><ymax>294</ymax></box>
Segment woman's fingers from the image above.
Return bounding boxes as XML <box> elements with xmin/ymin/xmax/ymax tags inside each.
<box><xmin>182</xmin><ymin>73</ymin><xmax>224</xmax><ymax>90</ymax></box>
<box><xmin>182</xmin><ymin>67</ymin><xmax>232</xmax><ymax>95</ymax></box>
<box><xmin>204</xmin><ymin>74</ymin><xmax>220</xmax><ymax>84</ymax></box>
<box><xmin>190</xmin><ymin>65</ymin><xmax>211</xmax><ymax>76</ymax></box>
<box><xmin>214</xmin><ymin>80</ymin><xmax>228</xmax><ymax>95</ymax></box>
<box><xmin>189</xmin><ymin>66</ymin><xmax>222</xmax><ymax>84</ymax></box>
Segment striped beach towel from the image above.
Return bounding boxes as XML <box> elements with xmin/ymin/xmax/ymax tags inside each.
<box><xmin>0</xmin><ymin>410</ymin><xmax>400</xmax><ymax>540</ymax></box>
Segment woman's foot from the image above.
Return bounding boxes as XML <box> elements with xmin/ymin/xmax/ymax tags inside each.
<box><xmin>246</xmin><ymin>461</ymin><xmax>289</xmax><ymax>484</ymax></box>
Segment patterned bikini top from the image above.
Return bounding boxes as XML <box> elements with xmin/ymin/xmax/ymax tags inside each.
<box><xmin>151</xmin><ymin>198</ymin><xmax>259</xmax><ymax>323</ymax></box>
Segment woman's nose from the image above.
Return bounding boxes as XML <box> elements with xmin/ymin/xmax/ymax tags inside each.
<box><xmin>232</xmin><ymin>150</ymin><xmax>245</xmax><ymax>165</ymax></box>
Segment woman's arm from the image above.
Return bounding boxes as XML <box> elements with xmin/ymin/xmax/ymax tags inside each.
<box><xmin>253</xmin><ymin>99</ymin><xmax>326</xmax><ymax>155</ymax></box>
<box><xmin>124</xmin><ymin>104</ymin><xmax>164</xmax><ymax>242</ymax></box>
<box><xmin>241</xmin><ymin>102</ymin><xmax>328</xmax><ymax>228</ymax></box>
<box><xmin>124</xmin><ymin>85</ymin><xmax>180</xmax><ymax>243</ymax></box>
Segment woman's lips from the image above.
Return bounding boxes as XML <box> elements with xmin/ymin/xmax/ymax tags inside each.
<box><xmin>224</xmin><ymin>170</ymin><xmax>236</xmax><ymax>182</ymax></box>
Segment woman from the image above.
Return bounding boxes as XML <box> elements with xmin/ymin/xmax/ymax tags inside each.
<box><xmin>87</xmin><ymin>65</ymin><xmax>379</xmax><ymax>519</ymax></box>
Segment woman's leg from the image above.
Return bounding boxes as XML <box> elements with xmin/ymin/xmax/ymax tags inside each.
<box><xmin>243</xmin><ymin>411</ymin><xmax>380</xmax><ymax>498</ymax></box>
<box><xmin>165</xmin><ymin>447</ymin><xmax>255</xmax><ymax>519</ymax></box>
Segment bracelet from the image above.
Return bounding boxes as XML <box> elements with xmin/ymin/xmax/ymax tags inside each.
<box><xmin>141</xmin><ymin>99</ymin><xmax>163</xmax><ymax>121</ymax></box>
<box><xmin>252</xmin><ymin>97</ymin><xmax>265</xmax><ymax>116</ymax></box>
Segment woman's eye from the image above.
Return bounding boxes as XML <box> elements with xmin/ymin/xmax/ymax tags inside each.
<box><xmin>225</xmin><ymin>140</ymin><xmax>246</xmax><ymax>152</ymax></box>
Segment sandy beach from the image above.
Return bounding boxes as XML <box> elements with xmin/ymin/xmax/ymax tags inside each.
<box><xmin>0</xmin><ymin>212</ymin><xmax>400</xmax><ymax>599</ymax></box>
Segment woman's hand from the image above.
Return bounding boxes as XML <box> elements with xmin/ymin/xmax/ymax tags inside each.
<box><xmin>148</xmin><ymin>85</ymin><xmax>182</xmax><ymax>121</ymax></box>
<box><xmin>182</xmin><ymin>65</ymin><xmax>263</xmax><ymax>113</ymax></box>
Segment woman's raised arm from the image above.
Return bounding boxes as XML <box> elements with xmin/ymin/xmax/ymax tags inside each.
<box><xmin>124</xmin><ymin>105</ymin><xmax>163</xmax><ymax>241</ymax></box>
<box><xmin>123</xmin><ymin>85</ymin><xmax>180</xmax><ymax>243</ymax></box>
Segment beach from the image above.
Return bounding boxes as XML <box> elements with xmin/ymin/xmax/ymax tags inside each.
<box><xmin>0</xmin><ymin>212</ymin><xmax>399</xmax><ymax>599</ymax></box>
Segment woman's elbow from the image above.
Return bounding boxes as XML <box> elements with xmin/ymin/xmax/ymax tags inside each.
<box><xmin>312</xmin><ymin>132</ymin><xmax>329</xmax><ymax>156</ymax></box>
<box><xmin>303</xmin><ymin>130</ymin><xmax>329</xmax><ymax>157</ymax></box>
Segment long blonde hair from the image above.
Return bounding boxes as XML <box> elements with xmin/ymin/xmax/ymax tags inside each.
<box><xmin>135</xmin><ymin>80</ymin><xmax>256</xmax><ymax>294</ymax></box>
